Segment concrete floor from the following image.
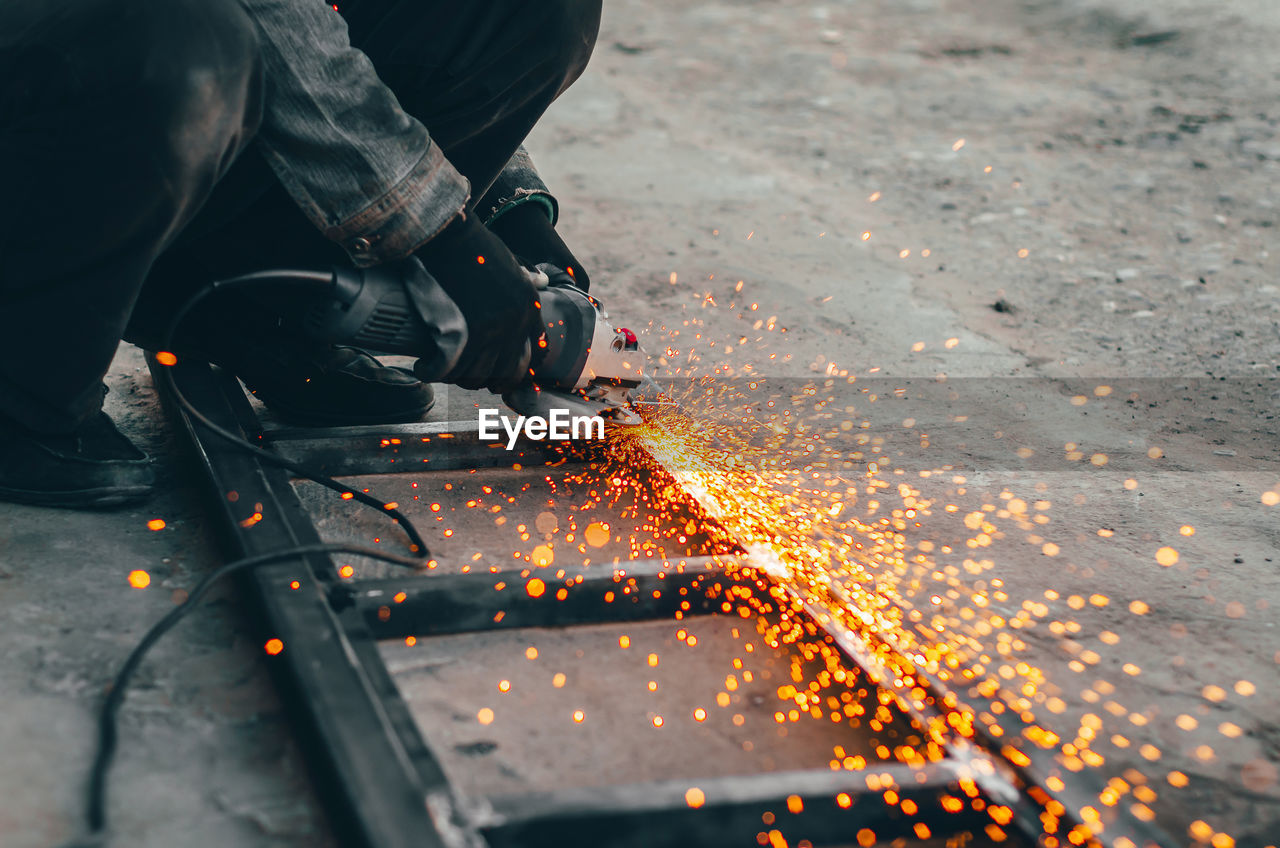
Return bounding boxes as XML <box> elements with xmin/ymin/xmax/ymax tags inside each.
<box><xmin>2</xmin><ymin>0</ymin><xmax>1278</xmax><ymax>846</ymax></box>
<box><xmin>381</xmin><ymin>617</ymin><xmax>886</xmax><ymax>798</ymax></box>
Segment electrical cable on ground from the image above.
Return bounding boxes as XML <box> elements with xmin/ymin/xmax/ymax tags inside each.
<box><xmin>61</xmin><ymin>271</ymin><xmax>435</xmax><ymax>847</ymax></box>
<box><xmin>154</xmin><ymin>271</ymin><xmax>431</xmax><ymax>556</ymax></box>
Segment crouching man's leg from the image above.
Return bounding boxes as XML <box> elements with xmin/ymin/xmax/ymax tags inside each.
<box><xmin>345</xmin><ymin>0</ymin><xmax>604</xmax><ymax>199</ymax></box>
<box><xmin>0</xmin><ymin>0</ymin><xmax>263</xmax><ymax>507</ymax></box>
<box><xmin>366</xmin><ymin>0</ymin><xmax>605</xmax><ymax>297</ymax></box>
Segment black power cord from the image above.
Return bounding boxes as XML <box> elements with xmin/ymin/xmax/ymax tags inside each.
<box><xmin>64</xmin><ymin>544</ymin><xmax>429</xmax><ymax>848</ymax></box>
<box><xmin>155</xmin><ymin>271</ymin><xmax>431</xmax><ymax>555</ymax></box>
<box><xmin>60</xmin><ymin>271</ymin><xmax>436</xmax><ymax>847</ymax></box>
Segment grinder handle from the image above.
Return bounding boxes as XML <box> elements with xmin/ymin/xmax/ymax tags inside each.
<box><xmin>300</xmin><ymin>258</ymin><xmax>468</xmax><ymax>380</ymax></box>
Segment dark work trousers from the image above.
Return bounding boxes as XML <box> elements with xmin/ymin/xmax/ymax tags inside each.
<box><xmin>0</xmin><ymin>0</ymin><xmax>601</xmax><ymax>433</ymax></box>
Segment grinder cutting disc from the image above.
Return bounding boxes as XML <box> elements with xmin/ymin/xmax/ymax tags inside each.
<box><xmin>503</xmin><ymin>278</ymin><xmax>648</xmax><ymax>426</ymax></box>
<box><xmin>503</xmin><ymin>383</ymin><xmax>643</xmax><ymax>427</ymax></box>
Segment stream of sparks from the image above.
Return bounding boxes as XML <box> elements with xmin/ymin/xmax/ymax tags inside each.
<box><xmin>598</xmin><ymin>403</ymin><xmax>1122</xmax><ymax>846</ymax></box>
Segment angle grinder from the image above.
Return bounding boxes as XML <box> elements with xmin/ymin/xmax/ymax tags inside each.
<box><xmin>296</xmin><ymin>257</ymin><xmax>653</xmax><ymax>425</ymax></box>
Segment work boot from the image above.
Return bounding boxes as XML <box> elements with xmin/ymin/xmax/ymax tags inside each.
<box><xmin>132</xmin><ymin>293</ymin><xmax>437</xmax><ymax>427</ymax></box>
<box><xmin>208</xmin><ymin>336</ymin><xmax>436</xmax><ymax>427</ymax></box>
<box><xmin>0</xmin><ymin>408</ymin><xmax>157</xmax><ymax>508</ymax></box>
<box><xmin>127</xmin><ymin>240</ymin><xmax>438</xmax><ymax>427</ymax></box>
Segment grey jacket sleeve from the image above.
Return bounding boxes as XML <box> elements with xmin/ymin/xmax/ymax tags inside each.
<box><xmin>239</xmin><ymin>0</ymin><xmax>470</xmax><ymax>267</ymax></box>
<box><xmin>477</xmin><ymin>146</ymin><xmax>560</xmax><ymax>227</ymax></box>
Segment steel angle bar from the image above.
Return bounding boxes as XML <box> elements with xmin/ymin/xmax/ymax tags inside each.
<box><xmin>263</xmin><ymin>419</ymin><xmax>606</xmax><ymax>476</ymax></box>
<box><xmin>739</xmin><ymin>545</ymin><xmax>1046</xmax><ymax>842</ymax></box>
<box><xmin>478</xmin><ymin>762</ymin><xmax>1003</xmax><ymax>848</ymax></box>
<box><xmin>346</xmin><ymin>555</ymin><xmax>735</xmax><ymax>638</ymax></box>
<box><xmin>148</xmin><ymin>356</ymin><xmax>482</xmax><ymax>848</ymax></box>
<box><xmin>644</xmin><ymin>505</ymin><xmax>1176</xmax><ymax>846</ymax></box>
<box><xmin>620</xmin><ymin>412</ymin><xmax>1174</xmax><ymax>845</ymax></box>
<box><xmin>730</xmin><ymin>543</ymin><xmax>1176</xmax><ymax>848</ymax></box>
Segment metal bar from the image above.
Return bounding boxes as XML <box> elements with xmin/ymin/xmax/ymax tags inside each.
<box><xmin>150</xmin><ymin>357</ymin><xmax>483</xmax><ymax>848</ymax></box>
<box><xmin>345</xmin><ymin>556</ymin><xmax>732</xmax><ymax>638</ymax></box>
<box><xmin>264</xmin><ymin>419</ymin><xmax>607</xmax><ymax>476</ymax></box>
<box><xmin>266</xmin><ymin>420</ymin><xmax>480</xmax><ymax>441</ymax></box>
<box><xmin>478</xmin><ymin>762</ymin><xmax>1009</xmax><ymax>848</ymax></box>
<box><xmin>738</xmin><ymin>543</ymin><xmax>1174</xmax><ymax>848</ymax></box>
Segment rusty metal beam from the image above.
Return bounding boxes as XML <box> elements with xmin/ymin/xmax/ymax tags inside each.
<box><xmin>345</xmin><ymin>556</ymin><xmax>729</xmax><ymax>638</ymax></box>
<box><xmin>480</xmin><ymin>762</ymin><xmax>1010</xmax><ymax>848</ymax></box>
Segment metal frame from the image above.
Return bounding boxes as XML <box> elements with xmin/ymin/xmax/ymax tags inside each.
<box><xmin>152</xmin><ymin>356</ymin><xmax>1174</xmax><ymax>848</ymax></box>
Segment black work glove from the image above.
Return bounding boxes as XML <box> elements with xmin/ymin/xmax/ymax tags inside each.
<box><xmin>414</xmin><ymin>211</ymin><xmax>540</xmax><ymax>393</ymax></box>
<box><xmin>487</xmin><ymin>201</ymin><xmax>591</xmax><ymax>292</ymax></box>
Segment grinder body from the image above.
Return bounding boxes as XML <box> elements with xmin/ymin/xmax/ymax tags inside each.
<box><xmin>297</xmin><ymin>259</ymin><xmax>646</xmax><ymax>423</ymax></box>
<box><xmin>500</xmin><ymin>271</ymin><xmax>646</xmax><ymax>425</ymax></box>
<box><xmin>301</xmin><ymin>260</ymin><xmax>468</xmax><ymax>381</ymax></box>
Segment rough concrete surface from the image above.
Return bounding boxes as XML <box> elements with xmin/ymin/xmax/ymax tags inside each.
<box><xmin>2</xmin><ymin>0</ymin><xmax>1278</xmax><ymax>846</ymax></box>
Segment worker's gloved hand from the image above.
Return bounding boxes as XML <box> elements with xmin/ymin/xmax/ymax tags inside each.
<box><xmin>414</xmin><ymin>211</ymin><xmax>539</xmax><ymax>393</ymax></box>
<box><xmin>487</xmin><ymin>201</ymin><xmax>591</xmax><ymax>292</ymax></box>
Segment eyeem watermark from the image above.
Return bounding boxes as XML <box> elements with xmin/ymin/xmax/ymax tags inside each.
<box><xmin>478</xmin><ymin>408</ymin><xmax>605</xmax><ymax>449</ymax></box>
